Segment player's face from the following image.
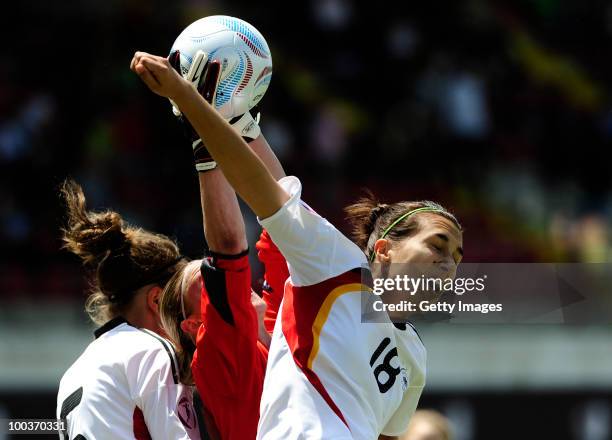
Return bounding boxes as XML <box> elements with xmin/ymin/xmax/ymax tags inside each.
<box><xmin>390</xmin><ymin>213</ymin><xmax>463</xmax><ymax>280</ymax></box>
<box><xmin>377</xmin><ymin>214</ymin><xmax>463</xmax><ymax>316</ymax></box>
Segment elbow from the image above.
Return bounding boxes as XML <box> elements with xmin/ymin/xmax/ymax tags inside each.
<box><xmin>208</xmin><ymin>235</ymin><xmax>248</xmax><ymax>255</ymax></box>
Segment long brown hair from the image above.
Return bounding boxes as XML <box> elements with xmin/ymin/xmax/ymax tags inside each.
<box><xmin>60</xmin><ymin>179</ymin><xmax>184</xmax><ymax>325</ymax></box>
<box><xmin>344</xmin><ymin>190</ymin><xmax>461</xmax><ymax>260</ymax></box>
<box><xmin>159</xmin><ymin>262</ymin><xmax>198</xmax><ymax>385</ymax></box>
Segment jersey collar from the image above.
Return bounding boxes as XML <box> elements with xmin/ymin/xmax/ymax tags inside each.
<box><xmin>94</xmin><ymin>316</ymin><xmax>129</xmax><ymax>339</ymax></box>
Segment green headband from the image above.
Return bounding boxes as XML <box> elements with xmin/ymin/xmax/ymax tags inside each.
<box><xmin>368</xmin><ymin>206</ymin><xmax>444</xmax><ymax>263</ymax></box>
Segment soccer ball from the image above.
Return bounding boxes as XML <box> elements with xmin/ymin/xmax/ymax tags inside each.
<box><xmin>170</xmin><ymin>15</ymin><xmax>273</xmax><ymax>120</ymax></box>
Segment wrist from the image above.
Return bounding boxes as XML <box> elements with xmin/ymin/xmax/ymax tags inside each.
<box><xmin>230</xmin><ymin>112</ymin><xmax>261</xmax><ymax>141</ymax></box>
<box><xmin>193</xmin><ymin>139</ymin><xmax>217</xmax><ymax>172</ymax></box>
<box><xmin>170</xmin><ymin>80</ymin><xmax>196</xmax><ymax>108</ymax></box>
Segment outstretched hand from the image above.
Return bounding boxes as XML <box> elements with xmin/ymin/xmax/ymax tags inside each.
<box><xmin>131</xmin><ymin>51</ymin><xmax>288</xmax><ymax>220</ymax></box>
<box><xmin>130</xmin><ymin>51</ymin><xmax>189</xmax><ymax>100</ymax></box>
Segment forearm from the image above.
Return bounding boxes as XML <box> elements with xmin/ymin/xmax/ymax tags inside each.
<box><xmin>199</xmin><ymin>169</ymin><xmax>247</xmax><ymax>254</ymax></box>
<box><xmin>199</xmin><ymin>134</ymin><xmax>284</xmax><ymax>252</ymax></box>
<box><xmin>173</xmin><ymin>84</ymin><xmax>288</xmax><ymax>219</ymax></box>
<box><xmin>249</xmin><ymin>135</ymin><xmax>286</xmax><ymax>181</ymax></box>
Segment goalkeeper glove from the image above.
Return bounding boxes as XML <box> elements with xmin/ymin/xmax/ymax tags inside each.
<box><xmin>168</xmin><ymin>50</ymin><xmax>261</xmax><ymax>172</ymax></box>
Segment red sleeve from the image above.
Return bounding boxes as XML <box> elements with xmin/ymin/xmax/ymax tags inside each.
<box><xmin>256</xmin><ymin>229</ymin><xmax>290</xmax><ymax>334</ymax></box>
<box><xmin>191</xmin><ymin>251</ymin><xmax>268</xmax><ymax>440</ymax></box>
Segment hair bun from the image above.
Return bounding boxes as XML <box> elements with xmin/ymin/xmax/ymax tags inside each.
<box><xmin>369</xmin><ymin>203</ymin><xmax>389</xmax><ymax>224</ymax></box>
<box><xmin>61</xmin><ymin>179</ymin><xmax>129</xmax><ymax>267</ymax></box>
<box><xmin>344</xmin><ymin>190</ymin><xmax>384</xmax><ymax>249</ymax></box>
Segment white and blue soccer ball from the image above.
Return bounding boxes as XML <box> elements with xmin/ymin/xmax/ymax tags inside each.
<box><xmin>170</xmin><ymin>15</ymin><xmax>273</xmax><ymax>120</ymax></box>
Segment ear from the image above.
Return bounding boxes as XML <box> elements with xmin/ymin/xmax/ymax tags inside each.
<box><xmin>146</xmin><ymin>286</ymin><xmax>162</xmax><ymax>316</ymax></box>
<box><xmin>180</xmin><ymin>318</ymin><xmax>200</xmax><ymax>338</ymax></box>
<box><xmin>373</xmin><ymin>239</ymin><xmax>391</xmax><ymax>263</ymax></box>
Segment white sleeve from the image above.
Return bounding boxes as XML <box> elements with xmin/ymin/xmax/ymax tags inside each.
<box><xmin>131</xmin><ymin>347</ymin><xmax>193</xmax><ymax>440</ymax></box>
<box><xmin>259</xmin><ymin>176</ymin><xmax>367</xmax><ymax>287</ymax></box>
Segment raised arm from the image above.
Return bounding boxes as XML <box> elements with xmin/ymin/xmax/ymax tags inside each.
<box><xmin>199</xmin><ymin>169</ymin><xmax>247</xmax><ymax>254</ymax></box>
<box><xmin>199</xmin><ymin>135</ymin><xmax>286</xmax><ymax>252</ymax></box>
<box><xmin>197</xmin><ymin>136</ymin><xmax>284</xmax><ymax>345</ymax></box>
<box><xmin>248</xmin><ymin>135</ymin><xmax>286</xmax><ymax>182</ymax></box>
<box><xmin>131</xmin><ymin>52</ymin><xmax>288</xmax><ymax>219</ymax></box>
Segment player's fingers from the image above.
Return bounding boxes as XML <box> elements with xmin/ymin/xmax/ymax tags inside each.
<box><xmin>131</xmin><ymin>51</ymin><xmax>151</xmax><ymax>73</ymax></box>
<box><xmin>132</xmin><ymin>51</ymin><xmax>145</xmax><ymax>68</ymax></box>
<box><xmin>133</xmin><ymin>51</ymin><xmax>153</xmax><ymax>61</ymax></box>
<box><xmin>135</xmin><ymin>63</ymin><xmax>161</xmax><ymax>90</ymax></box>
<box><xmin>140</xmin><ymin>56</ymin><xmax>168</xmax><ymax>74</ymax></box>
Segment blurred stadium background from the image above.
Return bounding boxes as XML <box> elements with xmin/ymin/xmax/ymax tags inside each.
<box><xmin>1</xmin><ymin>0</ymin><xmax>612</xmax><ymax>439</ymax></box>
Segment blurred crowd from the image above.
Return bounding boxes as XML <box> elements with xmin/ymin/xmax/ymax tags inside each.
<box><xmin>2</xmin><ymin>0</ymin><xmax>612</xmax><ymax>300</ymax></box>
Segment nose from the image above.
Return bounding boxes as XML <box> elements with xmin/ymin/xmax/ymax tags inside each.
<box><xmin>436</xmin><ymin>259</ymin><xmax>456</xmax><ymax>278</ymax></box>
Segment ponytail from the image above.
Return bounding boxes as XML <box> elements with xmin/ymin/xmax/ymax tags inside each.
<box><xmin>61</xmin><ymin>179</ymin><xmax>127</xmax><ymax>267</ymax></box>
<box><xmin>60</xmin><ymin>179</ymin><xmax>184</xmax><ymax>325</ymax></box>
<box><xmin>344</xmin><ymin>190</ymin><xmax>390</xmax><ymax>250</ymax></box>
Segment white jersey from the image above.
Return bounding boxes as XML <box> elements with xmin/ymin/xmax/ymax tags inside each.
<box><xmin>257</xmin><ymin>176</ymin><xmax>426</xmax><ymax>440</ymax></box>
<box><xmin>56</xmin><ymin>317</ymin><xmax>202</xmax><ymax>440</ymax></box>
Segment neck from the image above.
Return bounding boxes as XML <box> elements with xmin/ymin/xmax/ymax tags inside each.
<box><xmin>125</xmin><ymin>310</ymin><xmax>161</xmax><ymax>334</ymax></box>
<box><xmin>120</xmin><ymin>290</ymin><xmax>161</xmax><ymax>334</ymax></box>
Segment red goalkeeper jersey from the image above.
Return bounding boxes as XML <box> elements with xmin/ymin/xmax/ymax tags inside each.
<box><xmin>191</xmin><ymin>239</ymin><xmax>288</xmax><ymax>440</ymax></box>
<box><xmin>257</xmin><ymin>229</ymin><xmax>290</xmax><ymax>335</ymax></box>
